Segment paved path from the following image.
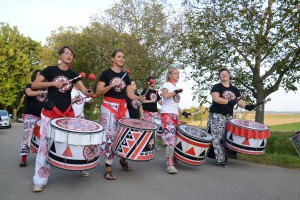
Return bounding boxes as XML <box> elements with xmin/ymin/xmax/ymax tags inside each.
<box><xmin>0</xmin><ymin>123</ymin><xmax>299</xmax><ymax>200</ymax></box>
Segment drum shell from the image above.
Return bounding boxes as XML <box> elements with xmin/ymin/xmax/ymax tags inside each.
<box><xmin>47</xmin><ymin>118</ymin><xmax>104</xmax><ymax>171</ymax></box>
<box><xmin>30</xmin><ymin>120</ymin><xmax>41</xmax><ymax>153</ymax></box>
<box><xmin>114</xmin><ymin>118</ymin><xmax>157</xmax><ymax>161</ymax></box>
<box><xmin>174</xmin><ymin>125</ymin><xmax>212</xmax><ymax>166</ymax></box>
<box><xmin>226</xmin><ymin>119</ymin><xmax>270</xmax><ymax>155</ymax></box>
<box><xmin>152</xmin><ymin>116</ymin><xmax>162</xmax><ymax>137</ymax></box>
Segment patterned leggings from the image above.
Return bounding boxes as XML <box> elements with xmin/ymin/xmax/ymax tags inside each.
<box><xmin>206</xmin><ymin>113</ymin><xmax>232</xmax><ymax>163</ymax></box>
<box><xmin>20</xmin><ymin>114</ymin><xmax>40</xmax><ymax>156</ymax></box>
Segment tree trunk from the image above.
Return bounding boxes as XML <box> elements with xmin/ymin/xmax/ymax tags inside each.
<box><xmin>255</xmin><ymin>89</ymin><xmax>266</xmax><ymax>124</ymax></box>
<box><xmin>13</xmin><ymin>109</ymin><xmax>17</xmax><ymax>121</ymax></box>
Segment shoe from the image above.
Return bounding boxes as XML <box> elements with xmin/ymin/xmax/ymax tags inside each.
<box><xmin>33</xmin><ymin>184</ymin><xmax>44</xmax><ymax>192</ymax></box>
<box><xmin>166</xmin><ymin>165</ymin><xmax>178</xmax><ymax>174</ymax></box>
<box><xmin>216</xmin><ymin>162</ymin><xmax>227</xmax><ymax>168</ymax></box>
<box><xmin>104</xmin><ymin>171</ymin><xmax>116</xmax><ymax>180</ymax></box>
<box><xmin>81</xmin><ymin>170</ymin><xmax>90</xmax><ymax>177</ymax></box>
<box><xmin>119</xmin><ymin>159</ymin><xmax>132</xmax><ymax>171</ymax></box>
<box><xmin>19</xmin><ymin>162</ymin><xmax>27</xmax><ymax>167</ymax></box>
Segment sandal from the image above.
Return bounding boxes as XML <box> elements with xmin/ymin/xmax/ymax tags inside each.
<box><xmin>104</xmin><ymin>171</ymin><xmax>116</xmax><ymax>180</ymax></box>
<box><xmin>119</xmin><ymin>159</ymin><xmax>132</xmax><ymax>171</ymax></box>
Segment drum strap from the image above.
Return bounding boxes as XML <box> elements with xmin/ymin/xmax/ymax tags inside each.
<box><xmin>102</xmin><ymin>97</ymin><xmax>127</xmax><ymax>119</ymax></box>
<box><xmin>161</xmin><ymin>113</ymin><xmax>178</xmax><ymax>128</ymax></box>
<box><xmin>144</xmin><ymin>110</ymin><xmax>153</xmax><ymax>116</ymax></box>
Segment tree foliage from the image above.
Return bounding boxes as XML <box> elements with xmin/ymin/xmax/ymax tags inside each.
<box><xmin>183</xmin><ymin>0</ymin><xmax>300</xmax><ymax>123</ymax></box>
<box><xmin>0</xmin><ymin>23</ymin><xmax>42</xmax><ymax>118</ymax></box>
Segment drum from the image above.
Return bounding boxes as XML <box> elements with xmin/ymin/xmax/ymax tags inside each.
<box><xmin>226</xmin><ymin>119</ymin><xmax>271</xmax><ymax>155</ymax></box>
<box><xmin>30</xmin><ymin>119</ymin><xmax>42</xmax><ymax>153</ymax></box>
<box><xmin>174</xmin><ymin>125</ymin><xmax>212</xmax><ymax>166</ymax></box>
<box><xmin>153</xmin><ymin>116</ymin><xmax>162</xmax><ymax>136</ymax></box>
<box><xmin>114</xmin><ymin>118</ymin><xmax>158</xmax><ymax>161</ymax></box>
<box><xmin>289</xmin><ymin>131</ymin><xmax>300</xmax><ymax>156</ymax></box>
<box><xmin>47</xmin><ymin>117</ymin><xmax>104</xmax><ymax>170</ymax></box>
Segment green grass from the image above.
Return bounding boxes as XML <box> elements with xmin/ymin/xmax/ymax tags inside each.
<box><xmin>269</xmin><ymin>122</ymin><xmax>300</xmax><ymax>132</ymax></box>
<box><xmin>238</xmin><ymin>131</ymin><xmax>300</xmax><ymax>169</ymax></box>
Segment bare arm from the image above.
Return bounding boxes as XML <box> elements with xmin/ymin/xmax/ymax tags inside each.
<box><xmin>139</xmin><ymin>105</ymin><xmax>144</xmax><ymax>120</ymax></box>
<box><xmin>32</xmin><ymin>74</ymin><xmax>66</xmax><ymax>90</ymax></box>
<box><xmin>75</xmin><ymin>80</ymin><xmax>91</xmax><ymax>97</ymax></box>
<box><xmin>126</xmin><ymin>86</ymin><xmax>145</xmax><ymax>102</ymax></box>
<box><xmin>96</xmin><ymin>81</ymin><xmax>115</xmax><ymax>96</ymax></box>
<box><xmin>162</xmin><ymin>88</ymin><xmax>177</xmax><ymax>99</ymax></box>
<box><xmin>25</xmin><ymin>87</ymin><xmax>46</xmax><ymax>97</ymax></box>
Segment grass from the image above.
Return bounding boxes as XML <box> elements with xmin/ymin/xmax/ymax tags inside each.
<box><xmin>269</xmin><ymin>122</ymin><xmax>300</xmax><ymax>132</ymax></box>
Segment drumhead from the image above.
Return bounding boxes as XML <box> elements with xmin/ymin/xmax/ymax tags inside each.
<box><xmin>153</xmin><ymin>116</ymin><xmax>161</xmax><ymax>124</ymax></box>
<box><xmin>118</xmin><ymin>118</ymin><xmax>157</xmax><ymax>130</ymax></box>
<box><xmin>36</xmin><ymin>119</ymin><xmax>42</xmax><ymax>126</ymax></box>
<box><xmin>229</xmin><ymin>119</ymin><xmax>269</xmax><ymax>131</ymax></box>
<box><xmin>51</xmin><ymin>117</ymin><xmax>103</xmax><ymax>133</ymax></box>
<box><xmin>179</xmin><ymin>125</ymin><xmax>212</xmax><ymax>141</ymax></box>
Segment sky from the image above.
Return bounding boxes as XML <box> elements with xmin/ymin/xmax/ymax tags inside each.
<box><xmin>1</xmin><ymin>0</ymin><xmax>299</xmax><ymax>112</ymax></box>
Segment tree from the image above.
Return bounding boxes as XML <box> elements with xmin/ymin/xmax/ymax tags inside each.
<box><xmin>183</xmin><ymin>0</ymin><xmax>300</xmax><ymax>123</ymax></box>
<box><xmin>0</xmin><ymin>23</ymin><xmax>42</xmax><ymax>119</ymax></box>
<box><xmin>91</xmin><ymin>0</ymin><xmax>186</xmax><ymax>87</ymax></box>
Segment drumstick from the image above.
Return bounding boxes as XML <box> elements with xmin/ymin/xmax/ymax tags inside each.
<box><xmin>120</xmin><ymin>69</ymin><xmax>131</xmax><ymax>80</ymax></box>
<box><xmin>69</xmin><ymin>72</ymin><xmax>86</xmax><ymax>82</ymax></box>
<box><xmin>143</xmin><ymin>79</ymin><xmax>155</xmax><ymax>97</ymax></box>
<box><xmin>254</xmin><ymin>98</ymin><xmax>271</xmax><ymax>107</ymax></box>
<box><xmin>87</xmin><ymin>73</ymin><xmax>96</xmax><ymax>93</ymax></box>
<box><xmin>72</xmin><ymin>94</ymin><xmax>97</xmax><ymax>104</ymax></box>
<box><xmin>191</xmin><ymin>107</ymin><xmax>209</xmax><ymax>116</ymax></box>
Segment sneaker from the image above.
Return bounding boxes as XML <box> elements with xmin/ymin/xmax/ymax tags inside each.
<box><xmin>216</xmin><ymin>162</ymin><xmax>227</xmax><ymax>168</ymax></box>
<box><xmin>33</xmin><ymin>184</ymin><xmax>44</xmax><ymax>192</ymax></box>
<box><xmin>19</xmin><ymin>162</ymin><xmax>27</xmax><ymax>167</ymax></box>
<box><xmin>166</xmin><ymin>165</ymin><xmax>178</xmax><ymax>174</ymax></box>
<box><xmin>173</xmin><ymin>158</ymin><xmax>181</xmax><ymax>166</ymax></box>
<box><xmin>81</xmin><ymin>170</ymin><xmax>90</xmax><ymax>177</ymax></box>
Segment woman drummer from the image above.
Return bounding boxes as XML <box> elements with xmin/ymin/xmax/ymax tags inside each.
<box><xmin>206</xmin><ymin>67</ymin><xmax>255</xmax><ymax>168</ymax></box>
<box><xmin>19</xmin><ymin>69</ymin><xmax>47</xmax><ymax>167</ymax></box>
<box><xmin>160</xmin><ymin>67</ymin><xmax>191</xmax><ymax>174</ymax></box>
<box><xmin>31</xmin><ymin>46</ymin><xmax>92</xmax><ymax>192</ymax></box>
<box><xmin>96</xmin><ymin>50</ymin><xmax>145</xmax><ymax>180</ymax></box>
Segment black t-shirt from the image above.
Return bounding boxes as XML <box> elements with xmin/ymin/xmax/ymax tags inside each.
<box><xmin>98</xmin><ymin>68</ymin><xmax>131</xmax><ymax>99</ymax></box>
<box><xmin>209</xmin><ymin>83</ymin><xmax>241</xmax><ymax>116</ymax></box>
<box><xmin>126</xmin><ymin>92</ymin><xmax>142</xmax><ymax>119</ymax></box>
<box><xmin>40</xmin><ymin>66</ymin><xmax>79</xmax><ymax>112</ymax></box>
<box><xmin>24</xmin><ymin>84</ymin><xmax>47</xmax><ymax>117</ymax></box>
<box><xmin>141</xmin><ymin>88</ymin><xmax>161</xmax><ymax>112</ymax></box>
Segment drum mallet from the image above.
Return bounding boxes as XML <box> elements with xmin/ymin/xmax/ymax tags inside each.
<box><xmin>120</xmin><ymin>68</ymin><xmax>131</xmax><ymax>80</ymax></box>
<box><xmin>191</xmin><ymin>107</ymin><xmax>209</xmax><ymax>116</ymax></box>
<box><xmin>143</xmin><ymin>79</ymin><xmax>155</xmax><ymax>97</ymax></box>
<box><xmin>87</xmin><ymin>73</ymin><xmax>96</xmax><ymax>93</ymax></box>
<box><xmin>69</xmin><ymin>72</ymin><xmax>86</xmax><ymax>82</ymax></box>
<box><xmin>73</xmin><ymin>94</ymin><xmax>97</xmax><ymax>104</ymax></box>
<box><xmin>254</xmin><ymin>98</ymin><xmax>271</xmax><ymax>108</ymax></box>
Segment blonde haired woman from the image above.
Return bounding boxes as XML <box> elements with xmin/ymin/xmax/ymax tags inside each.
<box><xmin>160</xmin><ymin>67</ymin><xmax>191</xmax><ymax>174</ymax></box>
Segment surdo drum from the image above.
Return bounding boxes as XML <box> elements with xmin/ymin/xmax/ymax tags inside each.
<box><xmin>153</xmin><ymin>115</ymin><xmax>162</xmax><ymax>136</ymax></box>
<box><xmin>30</xmin><ymin>119</ymin><xmax>42</xmax><ymax>153</ymax></box>
<box><xmin>47</xmin><ymin>118</ymin><xmax>104</xmax><ymax>170</ymax></box>
<box><xmin>226</xmin><ymin>119</ymin><xmax>271</xmax><ymax>155</ymax></box>
<box><xmin>174</xmin><ymin>125</ymin><xmax>212</xmax><ymax>166</ymax></box>
<box><xmin>114</xmin><ymin>118</ymin><xmax>158</xmax><ymax>161</ymax></box>
<box><xmin>289</xmin><ymin>131</ymin><xmax>300</xmax><ymax>156</ymax></box>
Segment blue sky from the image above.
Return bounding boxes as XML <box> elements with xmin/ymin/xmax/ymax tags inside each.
<box><xmin>1</xmin><ymin>0</ymin><xmax>299</xmax><ymax>111</ymax></box>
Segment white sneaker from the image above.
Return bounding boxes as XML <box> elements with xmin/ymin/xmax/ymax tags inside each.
<box><xmin>33</xmin><ymin>184</ymin><xmax>44</xmax><ymax>192</ymax></box>
<box><xmin>81</xmin><ymin>170</ymin><xmax>90</xmax><ymax>177</ymax></box>
<box><xmin>166</xmin><ymin>165</ymin><xmax>178</xmax><ymax>174</ymax></box>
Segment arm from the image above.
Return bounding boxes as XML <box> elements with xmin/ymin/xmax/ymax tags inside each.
<box><xmin>139</xmin><ymin>105</ymin><xmax>144</xmax><ymax>120</ymax></box>
<box><xmin>25</xmin><ymin>87</ymin><xmax>46</xmax><ymax>97</ymax></box>
<box><xmin>211</xmin><ymin>92</ymin><xmax>228</xmax><ymax>104</ymax></box>
<box><xmin>126</xmin><ymin>86</ymin><xmax>145</xmax><ymax>102</ymax></box>
<box><xmin>32</xmin><ymin>74</ymin><xmax>67</xmax><ymax>90</ymax></box>
<box><xmin>75</xmin><ymin>80</ymin><xmax>91</xmax><ymax>97</ymax></box>
<box><xmin>178</xmin><ymin>106</ymin><xmax>191</xmax><ymax>118</ymax></box>
<box><xmin>96</xmin><ymin>81</ymin><xmax>115</xmax><ymax>96</ymax></box>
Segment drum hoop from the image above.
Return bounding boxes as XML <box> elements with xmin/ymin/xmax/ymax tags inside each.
<box><xmin>118</xmin><ymin>119</ymin><xmax>158</xmax><ymax>130</ymax></box>
<box><xmin>179</xmin><ymin>125</ymin><xmax>212</xmax><ymax>141</ymax></box>
<box><xmin>50</xmin><ymin>118</ymin><xmax>103</xmax><ymax>133</ymax></box>
<box><xmin>229</xmin><ymin>120</ymin><xmax>269</xmax><ymax>131</ymax></box>
<box><xmin>50</xmin><ymin>125</ymin><xmax>103</xmax><ymax>135</ymax></box>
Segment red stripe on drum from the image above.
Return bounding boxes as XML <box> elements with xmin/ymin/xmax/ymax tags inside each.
<box><xmin>226</xmin><ymin>143</ymin><xmax>265</xmax><ymax>155</ymax></box>
<box><xmin>174</xmin><ymin>152</ymin><xmax>205</xmax><ymax>165</ymax></box>
<box><xmin>130</xmin><ymin>131</ymin><xmax>152</xmax><ymax>160</ymax></box>
<box><xmin>47</xmin><ymin>157</ymin><xmax>98</xmax><ymax>170</ymax></box>
<box><xmin>177</xmin><ymin>133</ymin><xmax>210</xmax><ymax>148</ymax></box>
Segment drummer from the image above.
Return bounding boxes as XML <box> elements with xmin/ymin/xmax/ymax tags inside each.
<box><xmin>141</xmin><ymin>76</ymin><xmax>162</xmax><ymax>122</ymax></box>
<box><xmin>206</xmin><ymin>67</ymin><xmax>255</xmax><ymax>168</ymax></box>
<box><xmin>160</xmin><ymin>67</ymin><xmax>191</xmax><ymax>174</ymax></box>
<box><xmin>126</xmin><ymin>79</ymin><xmax>144</xmax><ymax>119</ymax></box>
<box><xmin>31</xmin><ymin>46</ymin><xmax>92</xmax><ymax>192</ymax></box>
<box><xmin>19</xmin><ymin>70</ymin><xmax>47</xmax><ymax>167</ymax></box>
<box><xmin>96</xmin><ymin>50</ymin><xmax>145</xmax><ymax>180</ymax></box>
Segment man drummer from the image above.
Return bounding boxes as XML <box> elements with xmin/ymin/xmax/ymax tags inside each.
<box><xmin>206</xmin><ymin>67</ymin><xmax>255</xmax><ymax>168</ymax></box>
<box><xmin>141</xmin><ymin>76</ymin><xmax>162</xmax><ymax>122</ymax></box>
<box><xmin>31</xmin><ymin>46</ymin><xmax>92</xmax><ymax>192</ymax></box>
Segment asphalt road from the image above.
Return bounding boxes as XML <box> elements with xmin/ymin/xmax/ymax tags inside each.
<box><xmin>0</xmin><ymin>123</ymin><xmax>299</xmax><ymax>200</ymax></box>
